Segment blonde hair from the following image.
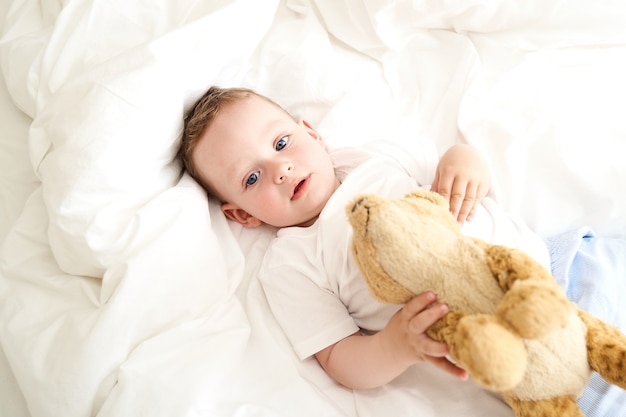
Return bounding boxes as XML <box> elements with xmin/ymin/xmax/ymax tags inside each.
<box><xmin>178</xmin><ymin>86</ymin><xmax>289</xmax><ymax>196</ymax></box>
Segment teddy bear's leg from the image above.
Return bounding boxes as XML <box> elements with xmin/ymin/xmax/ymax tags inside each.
<box><xmin>504</xmin><ymin>393</ymin><xmax>584</xmax><ymax>417</ymax></box>
<box><xmin>578</xmin><ymin>308</ymin><xmax>626</xmax><ymax>390</ymax></box>
<box><xmin>484</xmin><ymin>243</ymin><xmax>559</xmax><ymax>289</ymax></box>
<box><xmin>483</xmin><ymin>243</ymin><xmax>571</xmax><ymax>339</ymax></box>
<box><xmin>429</xmin><ymin>312</ymin><xmax>528</xmax><ymax>391</ymax></box>
<box><xmin>425</xmin><ymin>311</ymin><xmax>464</xmax><ymax>342</ymax></box>
<box><xmin>496</xmin><ymin>279</ymin><xmax>571</xmax><ymax>340</ymax></box>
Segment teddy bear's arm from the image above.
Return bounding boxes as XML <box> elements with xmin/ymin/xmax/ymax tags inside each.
<box><xmin>426</xmin><ymin>311</ymin><xmax>463</xmax><ymax>343</ymax></box>
<box><xmin>472</xmin><ymin>239</ymin><xmax>554</xmax><ymax>291</ymax></box>
<box><xmin>473</xmin><ymin>239</ymin><xmax>572</xmax><ymax>340</ymax></box>
<box><xmin>577</xmin><ymin>308</ymin><xmax>626</xmax><ymax>390</ymax></box>
<box><xmin>428</xmin><ymin>312</ymin><xmax>529</xmax><ymax>391</ymax></box>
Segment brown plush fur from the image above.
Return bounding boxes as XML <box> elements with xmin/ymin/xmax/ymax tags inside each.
<box><xmin>346</xmin><ymin>189</ymin><xmax>626</xmax><ymax>417</ymax></box>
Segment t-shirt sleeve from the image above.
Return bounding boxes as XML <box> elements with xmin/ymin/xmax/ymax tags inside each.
<box><xmin>258</xmin><ymin>240</ymin><xmax>359</xmax><ymax>360</ymax></box>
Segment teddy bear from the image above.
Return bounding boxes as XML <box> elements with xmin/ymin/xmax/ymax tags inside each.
<box><xmin>345</xmin><ymin>188</ymin><xmax>626</xmax><ymax>417</ymax></box>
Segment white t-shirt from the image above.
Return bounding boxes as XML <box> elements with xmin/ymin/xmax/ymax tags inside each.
<box><xmin>258</xmin><ymin>140</ymin><xmax>550</xmax><ymax>360</ymax></box>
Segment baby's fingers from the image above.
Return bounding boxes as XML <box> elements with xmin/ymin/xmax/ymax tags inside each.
<box><xmin>418</xmin><ymin>338</ymin><xmax>451</xmax><ymax>359</ymax></box>
<box><xmin>465</xmin><ymin>181</ymin><xmax>490</xmax><ymax>222</ymax></box>
<box><xmin>455</xmin><ymin>195</ymin><xmax>477</xmax><ymax>224</ymax></box>
<box><xmin>450</xmin><ymin>180</ymin><xmax>479</xmax><ymax>223</ymax></box>
<box><xmin>408</xmin><ymin>302</ymin><xmax>449</xmax><ymax>334</ymax></box>
<box><xmin>401</xmin><ymin>291</ymin><xmax>437</xmax><ymax>320</ymax></box>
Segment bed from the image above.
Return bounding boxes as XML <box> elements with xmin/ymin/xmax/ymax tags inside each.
<box><xmin>1</xmin><ymin>1</ymin><xmax>625</xmax><ymax>416</ymax></box>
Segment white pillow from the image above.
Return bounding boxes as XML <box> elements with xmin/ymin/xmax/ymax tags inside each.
<box><xmin>27</xmin><ymin>0</ymin><xmax>279</xmax><ymax>277</ymax></box>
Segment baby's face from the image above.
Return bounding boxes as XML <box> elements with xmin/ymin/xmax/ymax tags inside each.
<box><xmin>192</xmin><ymin>95</ymin><xmax>340</xmax><ymax>228</ymax></box>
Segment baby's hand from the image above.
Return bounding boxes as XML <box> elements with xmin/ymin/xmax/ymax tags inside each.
<box><xmin>431</xmin><ymin>144</ymin><xmax>491</xmax><ymax>224</ymax></box>
<box><xmin>380</xmin><ymin>292</ymin><xmax>469</xmax><ymax>380</ymax></box>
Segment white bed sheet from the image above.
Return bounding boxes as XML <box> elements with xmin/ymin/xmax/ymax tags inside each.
<box><xmin>1</xmin><ymin>1</ymin><xmax>625</xmax><ymax>417</ymax></box>
<box><xmin>0</xmin><ymin>46</ymin><xmax>34</xmax><ymax>417</ymax></box>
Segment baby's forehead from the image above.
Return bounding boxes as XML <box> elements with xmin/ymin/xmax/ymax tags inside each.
<box><xmin>215</xmin><ymin>99</ymin><xmax>295</xmax><ymax>135</ymax></box>
<box><xmin>242</xmin><ymin>94</ymin><xmax>294</xmax><ymax>118</ymax></box>
<box><xmin>216</xmin><ymin>95</ymin><xmax>277</xmax><ymax>119</ymax></box>
<box><xmin>200</xmin><ymin>100</ymin><xmax>291</xmax><ymax>156</ymax></box>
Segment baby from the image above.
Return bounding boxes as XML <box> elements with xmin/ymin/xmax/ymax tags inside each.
<box><xmin>178</xmin><ymin>85</ymin><xmax>553</xmax><ymax>390</ymax></box>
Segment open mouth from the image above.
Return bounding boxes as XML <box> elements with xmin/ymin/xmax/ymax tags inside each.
<box><xmin>294</xmin><ymin>180</ymin><xmax>305</xmax><ymax>194</ymax></box>
<box><xmin>292</xmin><ymin>177</ymin><xmax>309</xmax><ymax>200</ymax></box>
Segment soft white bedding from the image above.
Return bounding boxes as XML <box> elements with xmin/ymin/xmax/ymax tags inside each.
<box><xmin>1</xmin><ymin>1</ymin><xmax>625</xmax><ymax>416</ymax></box>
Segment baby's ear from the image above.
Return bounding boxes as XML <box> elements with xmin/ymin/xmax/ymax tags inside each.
<box><xmin>300</xmin><ymin>119</ymin><xmax>322</xmax><ymax>142</ymax></box>
<box><xmin>221</xmin><ymin>203</ymin><xmax>262</xmax><ymax>228</ymax></box>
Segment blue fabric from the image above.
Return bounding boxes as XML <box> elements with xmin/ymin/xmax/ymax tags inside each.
<box><xmin>545</xmin><ymin>228</ymin><xmax>626</xmax><ymax>417</ymax></box>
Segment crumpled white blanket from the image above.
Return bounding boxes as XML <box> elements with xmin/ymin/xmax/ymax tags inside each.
<box><xmin>1</xmin><ymin>0</ymin><xmax>626</xmax><ymax>416</ymax></box>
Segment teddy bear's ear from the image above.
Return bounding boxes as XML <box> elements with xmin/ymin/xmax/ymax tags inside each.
<box><xmin>405</xmin><ymin>189</ymin><xmax>449</xmax><ymax>209</ymax></box>
<box><xmin>346</xmin><ymin>194</ymin><xmax>381</xmax><ymax>230</ymax></box>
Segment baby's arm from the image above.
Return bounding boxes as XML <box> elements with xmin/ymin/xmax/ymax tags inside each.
<box><xmin>430</xmin><ymin>144</ymin><xmax>491</xmax><ymax>224</ymax></box>
<box><xmin>314</xmin><ymin>292</ymin><xmax>468</xmax><ymax>390</ymax></box>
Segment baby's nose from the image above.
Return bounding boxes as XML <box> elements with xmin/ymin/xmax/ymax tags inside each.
<box><xmin>274</xmin><ymin>162</ymin><xmax>294</xmax><ymax>183</ymax></box>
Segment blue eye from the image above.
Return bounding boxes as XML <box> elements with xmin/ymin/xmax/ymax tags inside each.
<box><xmin>246</xmin><ymin>172</ymin><xmax>259</xmax><ymax>186</ymax></box>
<box><xmin>275</xmin><ymin>136</ymin><xmax>288</xmax><ymax>151</ymax></box>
